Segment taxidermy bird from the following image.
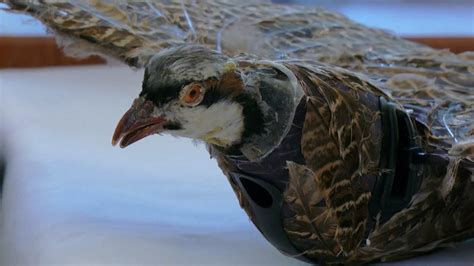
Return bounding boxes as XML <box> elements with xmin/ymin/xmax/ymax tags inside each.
<box><xmin>3</xmin><ymin>0</ymin><xmax>473</xmax><ymax>264</ymax></box>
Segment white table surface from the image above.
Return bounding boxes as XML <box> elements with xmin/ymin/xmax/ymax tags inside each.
<box><xmin>0</xmin><ymin>66</ymin><xmax>472</xmax><ymax>265</ymax></box>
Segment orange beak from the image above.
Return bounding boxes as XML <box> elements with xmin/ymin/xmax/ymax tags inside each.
<box><xmin>112</xmin><ymin>97</ymin><xmax>167</xmax><ymax>148</ymax></box>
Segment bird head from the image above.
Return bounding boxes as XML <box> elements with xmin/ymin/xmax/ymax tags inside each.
<box><xmin>112</xmin><ymin>45</ymin><xmax>265</xmax><ymax>150</ymax></box>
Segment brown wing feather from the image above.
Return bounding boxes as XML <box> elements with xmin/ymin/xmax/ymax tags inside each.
<box><xmin>2</xmin><ymin>0</ymin><xmax>195</xmax><ymax>66</ymax></box>
<box><xmin>283</xmin><ymin>162</ymin><xmax>339</xmax><ymax>260</ymax></box>
<box><xmin>2</xmin><ymin>0</ymin><xmax>430</xmax><ymax>68</ymax></box>
<box><xmin>282</xmin><ymin>64</ymin><xmax>383</xmax><ymax>260</ymax></box>
<box><xmin>286</xmin><ymin>63</ymin><xmax>474</xmax><ymax>262</ymax></box>
<box><xmin>6</xmin><ymin>0</ymin><xmax>472</xmax><ymax>262</ymax></box>
<box><xmin>354</xmin><ymin>157</ymin><xmax>474</xmax><ymax>262</ymax></box>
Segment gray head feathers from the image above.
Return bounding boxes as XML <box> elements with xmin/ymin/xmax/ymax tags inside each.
<box><xmin>145</xmin><ymin>45</ymin><xmax>231</xmax><ymax>88</ymax></box>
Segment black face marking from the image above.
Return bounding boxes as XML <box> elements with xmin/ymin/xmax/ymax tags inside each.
<box><xmin>141</xmin><ymin>83</ymin><xmax>182</xmax><ymax>107</ymax></box>
<box><xmin>141</xmin><ymin>68</ymin><xmax>150</xmax><ymax>90</ymax></box>
<box><xmin>234</xmin><ymin>93</ymin><xmax>265</xmax><ymax>142</ymax></box>
<box><xmin>199</xmin><ymin>86</ymin><xmax>225</xmax><ymax>107</ymax></box>
<box><xmin>141</xmin><ymin>68</ymin><xmax>185</xmax><ymax>106</ymax></box>
<box><xmin>163</xmin><ymin>121</ymin><xmax>182</xmax><ymax>131</ymax></box>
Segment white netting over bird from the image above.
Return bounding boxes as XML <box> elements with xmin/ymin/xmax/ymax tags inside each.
<box><xmin>2</xmin><ymin>0</ymin><xmax>473</xmax><ymax>264</ymax></box>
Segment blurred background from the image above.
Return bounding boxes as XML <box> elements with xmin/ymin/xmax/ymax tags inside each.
<box><xmin>0</xmin><ymin>1</ymin><xmax>473</xmax><ymax>265</ymax></box>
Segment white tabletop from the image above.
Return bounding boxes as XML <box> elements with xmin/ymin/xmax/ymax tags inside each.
<box><xmin>0</xmin><ymin>66</ymin><xmax>472</xmax><ymax>265</ymax></box>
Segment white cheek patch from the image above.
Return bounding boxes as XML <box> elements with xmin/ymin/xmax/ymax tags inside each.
<box><xmin>167</xmin><ymin>101</ymin><xmax>244</xmax><ymax>146</ymax></box>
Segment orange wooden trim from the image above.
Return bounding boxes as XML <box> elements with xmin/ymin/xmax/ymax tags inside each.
<box><xmin>0</xmin><ymin>36</ymin><xmax>472</xmax><ymax>68</ymax></box>
<box><xmin>406</xmin><ymin>37</ymin><xmax>474</xmax><ymax>54</ymax></box>
<box><xmin>0</xmin><ymin>36</ymin><xmax>105</xmax><ymax>68</ymax></box>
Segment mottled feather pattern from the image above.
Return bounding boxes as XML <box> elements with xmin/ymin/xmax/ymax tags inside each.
<box><xmin>3</xmin><ymin>0</ymin><xmax>474</xmax><ymax>263</ymax></box>
<box><xmin>283</xmin><ymin>62</ymin><xmax>473</xmax><ymax>263</ymax></box>
<box><xmin>3</xmin><ymin>0</ymin><xmax>428</xmax><ymax>65</ymax></box>
<box><xmin>281</xmin><ymin>64</ymin><xmax>382</xmax><ymax>261</ymax></box>
<box><xmin>283</xmin><ymin>162</ymin><xmax>339</xmax><ymax>257</ymax></box>
<box><xmin>4</xmin><ymin>1</ymin><xmax>472</xmax><ymax>147</ymax></box>
<box><xmin>355</xmin><ymin>161</ymin><xmax>474</xmax><ymax>262</ymax></box>
<box><xmin>368</xmin><ymin>51</ymin><xmax>474</xmax><ymax>152</ymax></box>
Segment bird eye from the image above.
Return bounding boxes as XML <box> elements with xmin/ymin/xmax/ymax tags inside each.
<box><xmin>180</xmin><ymin>83</ymin><xmax>204</xmax><ymax>106</ymax></box>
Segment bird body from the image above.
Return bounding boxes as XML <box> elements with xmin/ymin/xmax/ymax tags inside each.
<box><xmin>4</xmin><ymin>0</ymin><xmax>473</xmax><ymax>263</ymax></box>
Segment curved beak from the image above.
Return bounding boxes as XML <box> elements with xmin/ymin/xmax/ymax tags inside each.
<box><xmin>112</xmin><ymin>97</ymin><xmax>167</xmax><ymax>148</ymax></box>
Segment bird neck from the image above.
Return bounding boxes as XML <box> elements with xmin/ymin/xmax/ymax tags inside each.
<box><xmin>219</xmin><ymin>60</ymin><xmax>304</xmax><ymax>161</ymax></box>
<box><xmin>235</xmin><ymin>93</ymin><xmax>266</xmax><ymax>144</ymax></box>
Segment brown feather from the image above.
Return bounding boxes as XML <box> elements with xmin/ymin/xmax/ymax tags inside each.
<box><xmin>5</xmin><ymin>0</ymin><xmax>473</xmax><ymax>263</ymax></box>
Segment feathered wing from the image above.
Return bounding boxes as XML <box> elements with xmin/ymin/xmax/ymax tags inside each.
<box><xmin>354</xmin><ymin>151</ymin><xmax>474</xmax><ymax>262</ymax></box>
<box><xmin>283</xmin><ymin>162</ymin><xmax>339</xmax><ymax>260</ymax></box>
<box><xmin>2</xmin><ymin>0</ymin><xmax>206</xmax><ymax>66</ymax></box>
<box><xmin>2</xmin><ymin>0</ymin><xmax>428</xmax><ymax>67</ymax></box>
<box><xmin>5</xmin><ymin>1</ymin><xmax>472</xmax><ymax>137</ymax></box>
<box><xmin>5</xmin><ymin>0</ymin><xmax>471</xmax><ymax>144</ymax></box>
<box><xmin>282</xmin><ymin>63</ymin><xmax>384</xmax><ymax>261</ymax></box>
<box><xmin>5</xmin><ymin>0</ymin><xmax>473</xmax><ymax>262</ymax></box>
<box><xmin>282</xmin><ymin>62</ymin><xmax>474</xmax><ymax>262</ymax></box>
